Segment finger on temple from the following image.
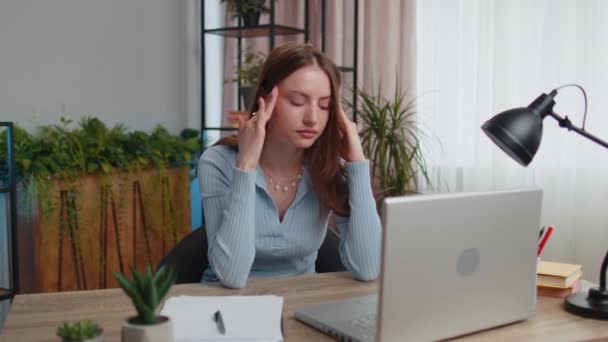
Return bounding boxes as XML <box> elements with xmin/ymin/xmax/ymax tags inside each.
<box><xmin>265</xmin><ymin>87</ymin><xmax>279</xmax><ymax>119</ymax></box>
<box><xmin>257</xmin><ymin>97</ymin><xmax>267</xmax><ymax>127</ymax></box>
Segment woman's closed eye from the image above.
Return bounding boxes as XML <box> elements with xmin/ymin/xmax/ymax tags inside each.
<box><xmin>290</xmin><ymin>100</ymin><xmax>305</xmax><ymax>106</ymax></box>
<box><xmin>288</xmin><ymin>95</ymin><xmax>306</xmax><ymax>106</ymax></box>
<box><xmin>288</xmin><ymin>94</ymin><xmax>329</xmax><ymax>110</ymax></box>
<box><xmin>319</xmin><ymin>100</ymin><xmax>330</xmax><ymax>111</ymax></box>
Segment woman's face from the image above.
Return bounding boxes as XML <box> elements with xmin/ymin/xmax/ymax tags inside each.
<box><xmin>266</xmin><ymin>64</ymin><xmax>332</xmax><ymax>149</ymax></box>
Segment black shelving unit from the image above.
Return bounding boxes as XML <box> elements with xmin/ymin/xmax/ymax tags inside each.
<box><xmin>201</xmin><ymin>0</ymin><xmax>310</xmax><ymax>134</ymax></box>
<box><xmin>321</xmin><ymin>0</ymin><xmax>359</xmax><ymax>123</ymax></box>
<box><xmin>200</xmin><ymin>0</ymin><xmax>359</xmax><ymax>135</ymax></box>
<box><xmin>0</xmin><ymin>122</ymin><xmax>18</xmax><ymax>301</ymax></box>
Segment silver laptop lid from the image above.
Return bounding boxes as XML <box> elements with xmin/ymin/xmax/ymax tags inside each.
<box><xmin>378</xmin><ymin>188</ymin><xmax>542</xmax><ymax>341</ymax></box>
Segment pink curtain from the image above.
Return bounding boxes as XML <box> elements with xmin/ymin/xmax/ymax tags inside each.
<box><xmin>308</xmin><ymin>0</ymin><xmax>417</xmax><ymax>100</ymax></box>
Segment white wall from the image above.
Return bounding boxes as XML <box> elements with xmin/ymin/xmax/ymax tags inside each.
<box><xmin>0</xmin><ymin>0</ymin><xmax>217</xmax><ymax>328</ymax></box>
<box><xmin>0</xmin><ymin>0</ymin><xmax>199</xmax><ymax>134</ymax></box>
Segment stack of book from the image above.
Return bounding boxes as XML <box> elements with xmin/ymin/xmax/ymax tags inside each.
<box><xmin>537</xmin><ymin>260</ymin><xmax>583</xmax><ymax>298</ymax></box>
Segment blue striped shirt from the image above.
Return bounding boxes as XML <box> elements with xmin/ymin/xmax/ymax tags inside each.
<box><xmin>198</xmin><ymin>145</ymin><xmax>382</xmax><ymax>288</ymax></box>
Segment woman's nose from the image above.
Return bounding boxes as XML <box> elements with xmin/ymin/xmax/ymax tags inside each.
<box><xmin>303</xmin><ymin>106</ymin><xmax>319</xmax><ymax>125</ymax></box>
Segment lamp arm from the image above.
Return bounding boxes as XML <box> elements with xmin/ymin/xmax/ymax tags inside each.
<box><xmin>601</xmin><ymin>249</ymin><xmax>608</xmax><ymax>290</ymax></box>
<box><xmin>546</xmin><ymin>111</ymin><xmax>608</xmax><ymax>290</ymax></box>
<box><xmin>547</xmin><ymin>112</ymin><xmax>608</xmax><ymax>150</ymax></box>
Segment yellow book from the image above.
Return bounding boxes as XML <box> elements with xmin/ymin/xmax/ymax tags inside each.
<box><xmin>537</xmin><ymin>261</ymin><xmax>583</xmax><ymax>288</ymax></box>
<box><xmin>537</xmin><ymin>279</ymin><xmax>582</xmax><ymax>298</ymax></box>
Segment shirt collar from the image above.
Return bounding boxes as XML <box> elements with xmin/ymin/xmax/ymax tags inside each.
<box><xmin>255</xmin><ymin>163</ymin><xmax>267</xmax><ymax>191</ymax></box>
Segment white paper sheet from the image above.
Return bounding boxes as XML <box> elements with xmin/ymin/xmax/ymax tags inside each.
<box><xmin>161</xmin><ymin>295</ymin><xmax>284</xmax><ymax>342</ymax></box>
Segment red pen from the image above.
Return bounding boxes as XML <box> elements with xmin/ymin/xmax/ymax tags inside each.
<box><xmin>537</xmin><ymin>225</ymin><xmax>553</xmax><ymax>256</ymax></box>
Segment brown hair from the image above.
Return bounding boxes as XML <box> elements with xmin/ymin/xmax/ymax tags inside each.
<box><xmin>216</xmin><ymin>42</ymin><xmax>349</xmax><ymax>217</ymax></box>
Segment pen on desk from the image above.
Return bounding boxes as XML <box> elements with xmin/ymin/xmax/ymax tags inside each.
<box><xmin>213</xmin><ymin>310</ymin><xmax>226</xmax><ymax>335</ymax></box>
<box><xmin>537</xmin><ymin>225</ymin><xmax>553</xmax><ymax>257</ymax></box>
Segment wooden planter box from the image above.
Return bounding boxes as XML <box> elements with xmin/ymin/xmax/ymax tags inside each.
<box><xmin>17</xmin><ymin>166</ymin><xmax>191</xmax><ymax>293</ymax></box>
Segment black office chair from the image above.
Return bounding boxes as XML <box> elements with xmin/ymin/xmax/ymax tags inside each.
<box><xmin>157</xmin><ymin>227</ymin><xmax>208</xmax><ymax>284</ymax></box>
<box><xmin>315</xmin><ymin>228</ymin><xmax>346</xmax><ymax>273</ymax></box>
<box><xmin>157</xmin><ymin>226</ymin><xmax>346</xmax><ymax>284</ymax></box>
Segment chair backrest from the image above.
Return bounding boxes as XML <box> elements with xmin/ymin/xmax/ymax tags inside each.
<box><xmin>157</xmin><ymin>226</ymin><xmax>345</xmax><ymax>284</ymax></box>
<box><xmin>316</xmin><ymin>228</ymin><xmax>346</xmax><ymax>273</ymax></box>
<box><xmin>157</xmin><ymin>227</ymin><xmax>208</xmax><ymax>284</ymax></box>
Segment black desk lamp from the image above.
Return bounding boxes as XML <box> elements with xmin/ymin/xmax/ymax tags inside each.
<box><xmin>481</xmin><ymin>84</ymin><xmax>608</xmax><ymax>320</ymax></box>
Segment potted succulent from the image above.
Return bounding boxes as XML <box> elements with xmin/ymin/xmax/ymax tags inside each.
<box><xmin>114</xmin><ymin>265</ymin><xmax>177</xmax><ymax>342</ymax></box>
<box><xmin>221</xmin><ymin>0</ymin><xmax>272</xmax><ymax>27</ymax></box>
<box><xmin>56</xmin><ymin>320</ymin><xmax>103</xmax><ymax>342</ymax></box>
<box><xmin>347</xmin><ymin>81</ymin><xmax>434</xmax><ymax>203</ymax></box>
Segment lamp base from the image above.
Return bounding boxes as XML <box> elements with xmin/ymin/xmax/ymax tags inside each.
<box><xmin>564</xmin><ymin>287</ymin><xmax>608</xmax><ymax>320</ymax></box>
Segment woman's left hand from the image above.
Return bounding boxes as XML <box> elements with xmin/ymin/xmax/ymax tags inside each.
<box><xmin>337</xmin><ymin>103</ymin><xmax>366</xmax><ymax>162</ymax></box>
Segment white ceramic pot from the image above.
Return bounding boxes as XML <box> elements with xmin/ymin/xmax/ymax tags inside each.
<box><xmin>121</xmin><ymin>316</ymin><xmax>173</xmax><ymax>342</ymax></box>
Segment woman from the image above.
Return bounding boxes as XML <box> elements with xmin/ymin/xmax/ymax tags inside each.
<box><xmin>198</xmin><ymin>42</ymin><xmax>381</xmax><ymax>288</ymax></box>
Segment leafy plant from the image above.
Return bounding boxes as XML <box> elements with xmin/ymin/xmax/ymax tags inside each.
<box><xmin>114</xmin><ymin>264</ymin><xmax>176</xmax><ymax>325</ymax></box>
<box><xmin>221</xmin><ymin>0</ymin><xmax>271</xmax><ymax>19</ymax></box>
<box><xmin>347</xmin><ymin>82</ymin><xmax>432</xmax><ymax>197</ymax></box>
<box><xmin>56</xmin><ymin>320</ymin><xmax>102</xmax><ymax>341</ymax></box>
<box><xmin>0</xmin><ymin>117</ymin><xmax>202</xmax><ymax>215</ymax></box>
<box><xmin>230</xmin><ymin>49</ymin><xmax>266</xmax><ymax>87</ymax></box>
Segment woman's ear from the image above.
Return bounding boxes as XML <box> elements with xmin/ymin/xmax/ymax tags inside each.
<box><xmin>260</xmin><ymin>87</ymin><xmax>271</xmax><ymax>100</ymax></box>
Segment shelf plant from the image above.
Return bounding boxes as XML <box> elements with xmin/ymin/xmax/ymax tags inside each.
<box><xmin>228</xmin><ymin>49</ymin><xmax>266</xmax><ymax>111</ymax></box>
<box><xmin>221</xmin><ymin>0</ymin><xmax>274</xmax><ymax>27</ymax></box>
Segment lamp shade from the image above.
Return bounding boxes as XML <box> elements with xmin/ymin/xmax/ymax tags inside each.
<box><xmin>481</xmin><ymin>92</ymin><xmax>557</xmax><ymax>166</ymax></box>
<box><xmin>481</xmin><ymin>108</ymin><xmax>543</xmax><ymax>166</ymax></box>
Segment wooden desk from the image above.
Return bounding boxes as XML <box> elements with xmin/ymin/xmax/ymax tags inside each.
<box><xmin>1</xmin><ymin>272</ymin><xmax>606</xmax><ymax>341</ymax></box>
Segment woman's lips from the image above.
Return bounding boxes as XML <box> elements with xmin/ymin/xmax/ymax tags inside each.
<box><xmin>297</xmin><ymin>130</ymin><xmax>317</xmax><ymax>139</ymax></box>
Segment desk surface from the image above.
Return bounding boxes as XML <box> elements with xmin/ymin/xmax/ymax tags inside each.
<box><xmin>1</xmin><ymin>272</ymin><xmax>606</xmax><ymax>341</ymax></box>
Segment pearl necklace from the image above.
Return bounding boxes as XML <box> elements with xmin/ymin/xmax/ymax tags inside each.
<box><xmin>266</xmin><ymin>166</ymin><xmax>304</xmax><ymax>193</ymax></box>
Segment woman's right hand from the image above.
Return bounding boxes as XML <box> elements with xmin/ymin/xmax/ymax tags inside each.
<box><xmin>235</xmin><ymin>86</ymin><xmax>278</xmax><ymax>171</ymax></box>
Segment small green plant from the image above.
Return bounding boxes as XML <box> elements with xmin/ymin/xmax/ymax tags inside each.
<box><xmin>221</xmin><ymin>0</ymin><xmax>271</xmax><ymax>20</ymax></box>
<box><xmin>231</xmin><ymin>49</ymin><xmax>266</xmax><ymax>87</ymax></box>
<box><xmin>56</xmin><ymin>320</ymin><xmax>102</xmax><ymax>341</ymax></box>
<box><xmin>347</xmin><ymin>82</ymin><xmax>433</xmax><ymax>197</ymax></box>
<box><xmin>114</xmin><ymin>265</ymin><xmax>176</xmax><ymax>325</ymax></box>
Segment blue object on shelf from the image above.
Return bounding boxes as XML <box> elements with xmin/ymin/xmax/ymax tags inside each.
<box><xmin>190</xmin><ymin>177</ymin><xmax>203</xmax><ymax>231</ymax></box>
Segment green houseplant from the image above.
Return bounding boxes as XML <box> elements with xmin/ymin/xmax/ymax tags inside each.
<box><xmin>0</xmin><ymin>117</ymin><xmax>201</xmax><ymax>293</ymax></box>
<box><xmin>233</xmin><ymin>49</ymin><xmax>265</xmax><ymax>88</ymax></box>
<box><xmin>0</xmin><ymin>117</ymin><xmax>201</xmax><ymax>216</ymax></box>
<box><xmin>348</xmin><ymin>82</ymin><xmax>432</xmax><ymax>200</ymax></box>
<box><xmin>114</xmin><ymin>264</ymin><xmax>176</xmax><ymax>342</ymax></box>
<box><xmin>230</xmin><ymin>49</ymin><xmax>266</xmax><ymax>111</ymax></box>
<box><xmin>56</xmin><ymin>320</ymin><xmax>103</xmax><ymax>342</ymax></box>
<box><xmin>221</xmin><ymin>0</ymin><xmax>273</xmax><ymax>27</ymax></box>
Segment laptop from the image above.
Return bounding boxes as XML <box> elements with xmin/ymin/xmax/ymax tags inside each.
<box><xmin>295</xmin><ymin>188</ymin><xmax>543</xmax><ymax>341</ymax></box>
